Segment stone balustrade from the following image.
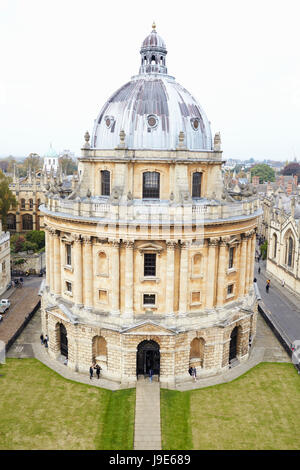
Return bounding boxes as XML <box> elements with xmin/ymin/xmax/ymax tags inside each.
<box><xmin>43</xmin><ymin>195</ymin><xmax>261</xmax><ymax>224</ymax></box>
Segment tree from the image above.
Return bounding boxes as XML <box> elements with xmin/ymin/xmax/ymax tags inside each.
<box><xmin>19</xmin><ymin>153</ymin><xmax>43</xmax><ymax>177</ymax></box>
<box><xmin>0</xmin><ymin>170</ymin><xmax>17</xmax><ymax>230</ymax></box>
<box><xmin>281</xmin><ymin>162</ymin><xmax>300</xmax><ymax>177</ymax></box>
<box><xmin>250</xmin><ymin>164</ymin><xmax>275</xmax><ymax>184</ymax></box>
<box><xmin>25</xmin><ymin>230</ymin><xmax>45</xmax><ymax>250</ymax></box>
<box><xmin>59</xmin><ymin>155</ymin><xmax>77</xmax><ymax>175</ymax></box>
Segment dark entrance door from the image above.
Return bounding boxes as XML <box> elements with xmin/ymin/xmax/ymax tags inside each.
<box><xmin>136</xmin><ymin>340</ymin><xmax>160</xmax><ymax>376</ymax></box>
<box><xmin>229</xmin><ymin>327</ymin><xmax>238</xmax><ymax>362</ymax></box>
<box><xmin>60</xmin><ymin>324</ymin><xmax>68</xmax><ymax>358</ymax></box>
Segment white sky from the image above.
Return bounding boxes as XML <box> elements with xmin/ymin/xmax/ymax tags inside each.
<box><xmin>0</xmin><ymin>0</ymin><xmax>299</xmax><ymax>161</ymax></box>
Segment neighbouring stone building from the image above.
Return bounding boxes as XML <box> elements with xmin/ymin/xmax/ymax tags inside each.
<box><xmin>40</xmin><ymin>25</ymin><xmax>261</xmax><ymax>384</ymax></box>
<box><xmin>0</xmin><ymin>220</ymin><xmax>11</xmax><ymax>296</ymax></box>
<box><xmin>7</xmin><ymin>165</ymin><xmax>73</xmax><ymax>234</ymax></box>
<box><xmin>266</xmin><ymin>192</ymin><xmax>300</xmax><ymax>297</ymax></box>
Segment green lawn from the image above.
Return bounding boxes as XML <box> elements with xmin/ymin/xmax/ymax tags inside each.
<box><xmin>161</xmin><ymin>362</ymin><xmax>300</xmax><ymax>450</ymax></box>
<box><xmin>0</xmin><ymin>358</ymin><xmax>135</xmax><ymax>450</ymax></box>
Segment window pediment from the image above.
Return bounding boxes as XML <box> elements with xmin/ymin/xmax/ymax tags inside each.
<box><xmin>138</xmin><ymin>243</ymin><xmax>163</xmax><ymax>254</ymax></box>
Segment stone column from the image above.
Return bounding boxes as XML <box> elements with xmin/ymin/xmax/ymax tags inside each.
<box><xmin>249</xmin><ymin>233</ymin><xmax>256</xmax><ymax>287</ymax></box>
<box><xmin>53</xmin><ymin>232</ymin><xmax>61</xmax><ymax>295</ymax></box>
<box><xmin>216</xmin><ymin>238</ymin><xmax>228</xmax><ymax>307</ymax></box>
<box><xmin>110</xmin><ymin>239</ymin><xmax>120</xmax><ymax>314</ymax></box>
<box><xmin>73</xmin><ymin>234</ymin><xmax>83</xmax><ymax>306</ymax></box>
<box><xmin>124</xmin><ymin>240</ymin><xmax>134</xmax><ymax>318</ymax></box>
<box><xmin>206</xmin><ymin>238</ymin><xmax>219</xmax><ymax>309</ymax></box>
<box><xmin>83</xmin><ymin>236</ymin><xmax>93</xmax><ymax>309</ymax></box>
<box><xmin>49</xmin><ymin>228</ymin><xmax>55</xmax><ymax>294</ymax></box>
<box><xmin>179</xmin><ymin>241</ymin><xmax>190</xmax><ymax>315</ymax></box>
<box><xmin>166</xmin><ymin>240</ymin><xmax>176</xmax><ymax>314</ymax></box>
<box><xmin>45</xmin><ymin>227</ymin><xmax>50</xmax><ymax>287</ymax></box>
<box><xmin>245</xmin><ymin>233</ymin><xmax>252</xmax><ymax>293</ymax></box>
<box><xmin>239</xmin><ymin>236</ymin><xmax>248</xmax><ymax>297</ymax></box>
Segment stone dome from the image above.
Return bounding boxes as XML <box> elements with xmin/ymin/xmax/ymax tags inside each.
<box><xmin>91</xmin><ymin>26</ymin><xmax>212</xmax><ymax>152</ymax></box>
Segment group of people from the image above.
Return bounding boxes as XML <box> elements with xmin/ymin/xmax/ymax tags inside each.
<box><xmin>188</xmin><ymin>366</ymin><xmax>197</xmax><ymax>382</ymax></box>
<box><xmin>40</xmin><ymin>333</ymin><xmax>48</xmax><ymax>348</ymax></box>
<box><xmin>89</xmin><ymin>363</ymin><xmax>102</xmax><ymax>380</ymax></box>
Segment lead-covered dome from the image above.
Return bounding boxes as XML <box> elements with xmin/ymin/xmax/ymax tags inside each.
<box><xmin>91</xmin><ymin>25</ymin><xmax>212</xmax><ymax>151</ymax></box>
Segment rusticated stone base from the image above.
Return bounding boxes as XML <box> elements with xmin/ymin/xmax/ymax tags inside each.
<box><xmin>41</xmin><ymin>300</ymin><xmax>257</xmax><ymax>383</ymax></box>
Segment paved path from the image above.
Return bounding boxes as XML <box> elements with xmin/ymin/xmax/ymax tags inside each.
<box><xmin>134</xmin><ymin>376</ymin><xmax>161</xmax><ymax>450</ymax></box>
<box><xmin>255</xmin><ymin>259</ymin><xmax>300</xmax><ymax>348</ymax></box>
<box><xmin>0</xmin><ymin>276</ymin><xmax>42</xmax><ymax>346</ymax></box>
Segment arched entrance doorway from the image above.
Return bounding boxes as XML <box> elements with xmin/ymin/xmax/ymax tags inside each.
<box><xmin>136</xmin><ymin>340</ymin><xmax>160</xmax><ymax>377</ymax></box>
<box><xmin>60</xmin><ymin>324</ymin><xmax>68</xmax><ymax>358</ymax></box>
<box><xmin>229</xmin><ymin>326</ymin><xmax>238</xmax><ymax>362</ymax></box>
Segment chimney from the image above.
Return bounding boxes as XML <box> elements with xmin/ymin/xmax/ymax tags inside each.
<box><xmin>287</xmin><ymin>181</ymin><xmax>293</xmax><ymax>195</ymax></box>
<box><xmin>294</xmin><ymin>174</ymin><xmax>298</xmax><ymax>186</ymax></box>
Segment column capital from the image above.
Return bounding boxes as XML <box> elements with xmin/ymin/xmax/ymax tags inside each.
<box><xmin>166</xmin><ymin>240</ymin><xmax>177</xmax><ymax>250</ymax></box>
<box><xmin>124</xmin><ymin>240</ymin><xmax>134</xmax><ymax>249</ymax></box>
<box><xmin>73</xmin><ymin>234</ymin><xmax>82</xmax><ymax>243</ymax></box>
<box><xmin>220</xmin><ymin>236</ymin><xmax>231</xmax><ymax>246</ymax></box>
<box><xmin>109</xmin><ymin>238</ymin><xmax>120</xmax><ymax>247</ymax></box>
<box><xmin>181</xmin><ymin>240</ymin><xmax>191</xmax><ymax>249</ymax></box>
<box><xmin>208</xmin><ymin>237</ymin><xmax>219</xmax><ymax>246</ymax></box>
<box><xmin>82</xmin><ymin>235</ymin><xmax>92</xmax><ymax>245</ymax></box>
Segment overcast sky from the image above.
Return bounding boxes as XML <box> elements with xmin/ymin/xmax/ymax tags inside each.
<box><xmin>0</xmin><ymin>0</ymin><xmax>299</xmax><ymax>161</ymax></box>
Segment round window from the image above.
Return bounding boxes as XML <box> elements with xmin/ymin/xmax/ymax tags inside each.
<box><xmin>104</xmin><ymin>116</ymin><xmax>114</xmax><ymax>128</ymax></box>
<box><xmin>147</xmin><ymin>114</ymin><xmax>158</xmax><ymax>128</ymax></box>
<box><xmin>191</xmin><ymin>118</ymin><xmax>200</xmax><ymax>130</ymax></box>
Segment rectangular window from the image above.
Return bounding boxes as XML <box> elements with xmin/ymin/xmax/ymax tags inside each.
<box><xmin>143</xmin><ymin>294</ymin><xmax>155</xmax><ymax>305</ymax></box>
<box><xmin>191</xmin><ymin>291</ymin><xmax>201</xmax><ymax>304</ymax></box>
<box><xmin>99</xmin><ymin>290</ymin><xmax>108</xmax><ymax>303</ymax></box>
<box><xmin>101</xmin><ymin>170</ymin><xmax>110</xmax><ymax>196</ymax></box>
<box><xmin>227</xmin><ymin>284</ymin><xmax>234</xmax><ymax>295</ymax></box>
<box><xmin>143</xmin><ymin>172</ymin><xmax>160</xmax><ymax>199</ymax></box>
<box><xmin>66</xmin><ymin>281</ymin><xmax>72</xmax><ymax>293</ymax></box>
<box><xmin>192</xmin><ymin>172</ymin><xmax>202</xmax><ymax>198</ymax></box>
<box><xmin>66</xmin><ymin>244</ymin><xmax>72</xmax><ymax>266</ymax></box>
<box><xmin>144</xmin><ymin>253</ymin><xmax>156</xmax><ymax>276</ymax></box>
<box><xmin>2</xmin><ymin>262</ymin><xmax>6</xmax><ymax>272</ymax></box>
<box><xmin>228</xmin><ymin>247</ymin><xmax>234</xmax><ymax>269</ymax></box>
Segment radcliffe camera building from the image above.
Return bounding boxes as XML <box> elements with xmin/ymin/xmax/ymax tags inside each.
<box><xmin>41</xmin><ymin>25</ymin><xmax>260</xmax><ymax>384</ymax></box>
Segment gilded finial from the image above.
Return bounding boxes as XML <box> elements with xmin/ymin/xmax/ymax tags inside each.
<box><xmin>152</xmin><ymin>21</ymin><xmax>156</xmax><ymax>31</ymax></box>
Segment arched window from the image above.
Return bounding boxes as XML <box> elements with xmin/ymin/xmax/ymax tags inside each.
<box><xmin>143</xmin><ymin>172</ymin><xmax>160</xmax><ymax>199</ymax></box>
<box><xmin>287</xmin><ymin>237</ymin><xmax>293</xmax><ymax>267</ymax></box>
<box><xmin>92</xmin><ymin>336</ymin><xmax>107</xmax><ymax>363</ymax></box>
<box><xmin>7</xmin><ymin>213</ymin><xmax>16</xmax><ymax>230</ymax></box>
<box><xmin>101</xmin><ymin>170</ymin><xmax>110</xmax><ymax>196</ymax></box>
<box><xmin>192</xmin><ymin>253</ymin><xmax>202</xmax><ymax>276</ymax></box>
<box><xmin>29</xmin><ymin>199</ymin><xmax>33</xmax><ymax>209</ymax></box>
<box><xmin>22</xmin><ymin>214</ymin><xmax>33</xmax><ymax>231</ymax></box>
<box><xmin>190</xmin><ymin>338</ymin><xmax>205</xmax><ymax>368</ymax></box>
<box><xmin>97</xmin><ymin>251</ymin><xmax>108</xmax><ymax>276</ymax></box>
<box><xmin>20</xmin><ymin>199</ymin><xmax>25</xmax><ymax>209</ymax></box>
<box><xmin>273</xmin><ymin>233</ymin><xmax>277</xmax><ymax>258</ymax></box>
<box><xmin>192</xmin><ymin>172</ymin><xmax>202</xmax><ymax>198</ymax></box>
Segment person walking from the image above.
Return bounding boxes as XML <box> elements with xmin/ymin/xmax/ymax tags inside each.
<box><xmin>266</xmin><ymin>280</ymin><xmax>270</xmax><ymax>293</ymax></box>
<box><xmin>89</xmin><ymin>365</ymin><xmax>94</xmax><ymax>380</ymax></box>
<box><xmin>40</xmin><ymin>333</ymin><xmax>44</xmax><ymax>345</ymax></box>
<box><xmin>193</xmin><ymin>367</ymin><xmax>197</xmax><ymax>382</ymax></box>
<box><xmin>258</xmin><ymin>266</ymin><xmax>261</xmax><ymax>274</ymax></box>
<box><xmin>188</xmin><ymin>366</ymin><xmax>193</xmax><ymax>377</ymax></box>
<box><xmin>94</xmin><ymin>364</ymin><xmax>101</xmax><ymax>379</ymax></box>
<box><xmin>149</xmin><ymin>368</ymin><xmax>153</xmax><ymax>383</ymax></box>
<box><xmin>44</xmin><ymin>335</ymin><xmax>48</xmax><ymax>348</ymax></box>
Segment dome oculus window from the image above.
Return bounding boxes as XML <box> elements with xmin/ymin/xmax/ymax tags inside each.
<box><xmin>147</xmin><ymin>114</ymin><xmax>158</xmax><ymax>129</ymax></box>
<box><xmin>104</xmin><ymin>116</ymin><xmax>114</xmax><ymax>129</ymax></box>
<box><xmin>191</xmin><ymin>118</ymin><xmax>200</xmax><ymax>130</ymax></box>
